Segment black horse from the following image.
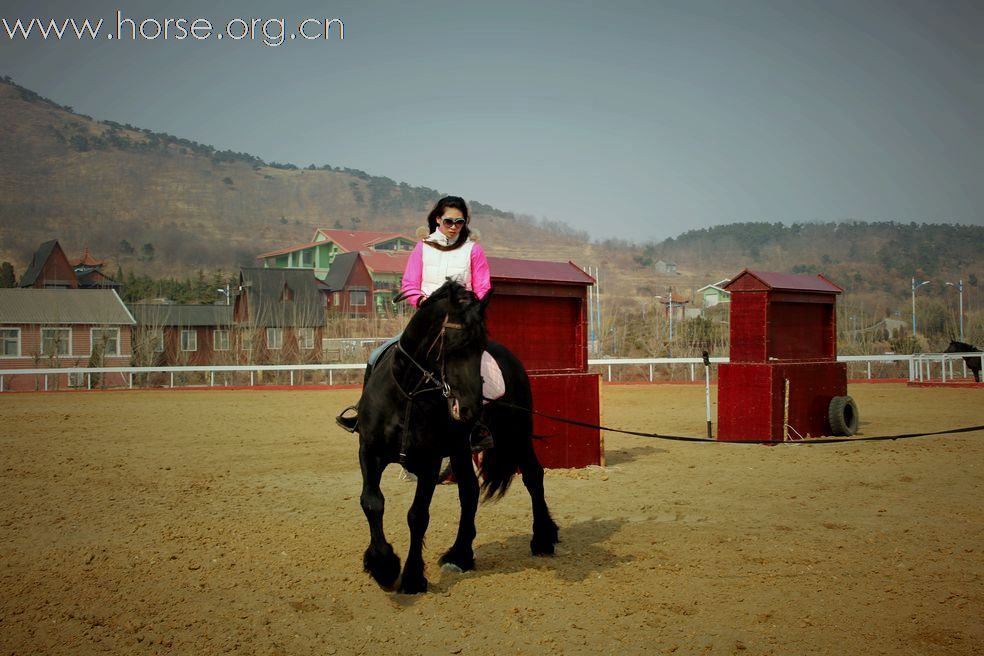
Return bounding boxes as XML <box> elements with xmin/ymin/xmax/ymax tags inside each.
<box><xmin>943</xmin><ymin>340</ymin><xmax>982</xmax><ymax>382</ymax></box>
<box><xmin>355</xmin><ymin>280</ymin><xmax>558</xmax><ymax>594</ymax></box>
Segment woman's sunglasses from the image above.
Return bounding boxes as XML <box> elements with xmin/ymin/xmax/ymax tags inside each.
<box><xmin>441</xmin><ymin>217</ymin><xmax>466</xmax><ymax>228</ymax></box>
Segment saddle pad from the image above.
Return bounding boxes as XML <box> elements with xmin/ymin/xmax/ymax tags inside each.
<box><xmin>482</xmin><ymin>351</ymin><xmax>505</xmax><ymax>402</ymax></box>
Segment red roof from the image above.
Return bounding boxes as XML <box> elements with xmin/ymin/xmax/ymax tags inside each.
<box><xmin>724</xmin><ymin>269</ymin><xmax>843</xmax><ymax>294</ymax></box>
<box><xmin>75</xmin><ymin>247</ymin><xmax>104</xmax><ymax>267</ymax></box>
<box><xmin>256</xmin><ymin>229</ymin><xmax>414</xmax><ymax>260</ymax></box>
<box><xmin>255</xmin><ymin>240</ymin><xmax>322</xmax><ymax>259</ymax></box>
<box><xmin>657</xmin><ymin>292</ymin><xmax>690</xmax><ymax>304</ymax></box>
<box><xmin>360</xmin><ymin>250</ymin><xmax>410</xmax><ymax>274</ymax></box>
<box><xmin>314</xmin><ymin>229</ymin><xmax>414</xmax><ymax>252</ymax></box>
<box><xmin>489</xmin><ymin>257</ymin><xmax>595</xmax><ymax>285</ymax></box>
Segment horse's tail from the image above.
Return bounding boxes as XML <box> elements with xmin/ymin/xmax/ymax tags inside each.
<box><xmin>478</xmin><ymin>343</ymin><xmax>535</xmax><ymax>501</ymax></box>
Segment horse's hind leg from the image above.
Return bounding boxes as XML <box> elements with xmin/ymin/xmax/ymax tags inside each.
<box><xmin>398</xmin><ymin>460</ymin><xmax>440</xmax><ymax>594</ymax></box>
<box><xmin>359</xmin><ymin>444</ymin><xmax>400</xmax><ymax>589</ymax></box>
<box><xmin>518</xmin><ymin>441</ymin><xmax>559</xmax><ymax>556</ymax></box>
<box><xmin>439</xmin><ymin>450</ymin><xmax>479</xmax><ymax>572</ymax></box>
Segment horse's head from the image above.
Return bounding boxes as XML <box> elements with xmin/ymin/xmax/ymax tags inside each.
<box><xmin>944</xmin><ymin>340</ymin><xmax>977</xmax><ymax>354</ymax></box>
<box><xmin>412</xmin><ymin>280</ymin><xmax>490</xmax><ymax>424</ymax></box>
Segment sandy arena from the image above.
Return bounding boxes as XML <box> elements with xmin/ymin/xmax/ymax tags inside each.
<box><xmin>1</xmin><ymin>384</ymin><xmax>982</xmax><ymax>655</ymax></box>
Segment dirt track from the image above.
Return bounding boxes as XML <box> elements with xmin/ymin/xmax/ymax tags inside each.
<box><xmin>1</xmin><ymin>384</ymin><xmax>982</xmax><ymax>655</ymax></box>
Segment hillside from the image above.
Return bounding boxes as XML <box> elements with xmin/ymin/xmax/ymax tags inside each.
<box><xmin>0</xmin><ymin>77</ymin><xmax>600</xmax><ymax>275</ymax></box>
<box><xmin>0</xmin><ymin>76</ymin><xmax>980</xmax><ymax>326</ymax></box>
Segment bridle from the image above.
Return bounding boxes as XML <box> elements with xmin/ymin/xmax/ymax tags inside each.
<box><xmin>392</xmin><ymin>316</ymin><xmax>470</xmax><ymax>464</ymax></box>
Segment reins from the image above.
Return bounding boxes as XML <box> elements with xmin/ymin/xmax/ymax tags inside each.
<box><xmin>391</xmin><ymin>315</ymin><xmax>467</xmax><ymax>464</ymax></box>
<box><xmin>485</xmin><ymin>397</ymin><xmax>984</xmax><ymax>445</ymax></box>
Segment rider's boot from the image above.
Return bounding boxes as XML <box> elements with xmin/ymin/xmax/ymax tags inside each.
<box><xmin>335</xmin><ymin>363</ymin><xmax>373</xmax><ymax>433</ymax></box>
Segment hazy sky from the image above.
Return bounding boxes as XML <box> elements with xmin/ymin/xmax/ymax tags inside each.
<box><xmin>1</xmin><ymin>0</ymin><xmax>981</xmax><ymax>241</ymax></box>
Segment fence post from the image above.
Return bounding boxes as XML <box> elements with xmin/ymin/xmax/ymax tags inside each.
<box><xmin>649</xmin><ymin>364</ymin><xmax>653</xmax><ymax>382</ymax></box>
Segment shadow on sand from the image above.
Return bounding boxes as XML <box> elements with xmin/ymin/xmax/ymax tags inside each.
<box><xmin>603</xmin><ymin>443</ymin><xmax>668</xmax><ymax>466</ymax></box>
<box><xmin>419</xmin><ymin>517</ymin><xmax>632</xmax><ymax>595</ymax></box>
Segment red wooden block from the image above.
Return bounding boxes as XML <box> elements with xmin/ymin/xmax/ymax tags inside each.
<box><xmin>718</xmin><ymin>361</ymin><xmax>847</xmax><ymax>441</ymax></box>
<box><xmin>529</xmin><ymin>372</ymin><xmax>602</xmax><ymax>468</ymax></box>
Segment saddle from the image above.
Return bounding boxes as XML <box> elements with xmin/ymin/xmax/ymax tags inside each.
<box><xmin>335</xmin><ymin>347</ymin><xmax>505</xmax><ymax>435</ymax></box>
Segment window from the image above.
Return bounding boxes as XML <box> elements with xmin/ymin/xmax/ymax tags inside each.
<box><xmin>349</xmin><ymin>290</ymin><xmax>367</xmax><ymax>306</ymax></box>
<box><xmin>150</xmin><ymin>330</ymin><xmax>164</xmax><ymax>353</ymax></box>
<box><xmin>332</xmin><ymin>292</ymin><xmax>340</xmax><ymax>306</ymax></box>
<box><xmin>266</xmin><ymin>327</ymin><xmax>283</xmax><ymax>350</ymax></box>
<box><xmin>298</xmin><ymin>327</ymin><xmax>315</xmax><ymax>350</ymax></box>
<box><xmin>91</xmin><ymin>328</ymin><xmax>120</xmax><ymax>356</ymax></box>
<box><xmin>0</xmin><ymin>328</ymin><xmax>20</xmax><ymax>357</ymax></box>
<box><xmin>213</xmin><ymin>330</ymin><xmax>230</xmax><ymax>351</ymax></box>
<box><xmin>41</xmin><ymin>328</ymin><xmax>71</xmax><ymax>356</ymax></box>
<box><xmin>68</xmin><ymin>372</ymin><xmax>86</xmax><ymax>388</ymax></box>
<box><xmin>180</xmin><ymin>330</ymin><xmax>197</xmax><ymax>352</ymax></box>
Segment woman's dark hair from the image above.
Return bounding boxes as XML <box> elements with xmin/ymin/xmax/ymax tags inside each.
<box><xmin>426</xmin><ymin>195</ymin><xmax>471</xmax><ymax>248</ymax></box>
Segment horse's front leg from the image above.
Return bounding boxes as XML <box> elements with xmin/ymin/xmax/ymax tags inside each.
<box><xmin>398</xmin><ymin>457</ymin><xmax>441</xmax><ymax>594</ymax></box>
<box><xmin>439</xmin><ymin>448</ymin><xmax>479</xmax><ymax>572</ymax></box>
<box><xmin>359</xmin><ymin>443</ymin><xmax>401</xmax><ymax>589</ymax></box>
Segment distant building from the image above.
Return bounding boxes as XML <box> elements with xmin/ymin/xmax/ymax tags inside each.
<box><xmin>256</xmin><ymin>228</ymin><xmax>415</xmax><ymax>281</ymax></box>
<box><xmin>0</xmin><ymin>288</ymin><xmax>135</xmax><ymax>391</ymax></box>
<box><xmin>73</xmin><ymin>247</ymin><xmax>121</xmax><ymax>290</ymax></box>
<box><xmin>128</xmin><ymin>303</ymin><xmax>233</xmax><ymax>367</ymax></box>
<box><xmin>321</xmin><ymin>251</ymin><xmax>373</xmax><ymax>316</ymax></box>
<box><xmin>19</xmin><ymin>240</ymin><xmax>78</xmax><ymax>289</ymax></box>
<box><xmin>697</xmin><ymin>279</ymin><xmax>731</xmax><ymax>309</ymax></box>
<box><xmin>234</xmin><ymin>268</ymin><xmax>327</xmax><ymax>363</ymax></box>
<box><xmin>654</xmin><ymin>260</ymin><xmax>678</xmax><ymax>274</ymax></box>
<box><xmin>657</xmin><ymin>291</ymin><xmax>690</xmax><ymax>321</ymax></box>
<box><xmin>19</xmin><ymin>240</ymin><xmax>119</xmax><ymax>290</ymax></box>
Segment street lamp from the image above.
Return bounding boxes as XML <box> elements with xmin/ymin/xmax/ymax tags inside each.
<box><xmin>944</xmin><ymin>279</ymin><xmax>964</xmax><ymax>342</ymax></box>
<box><xmin>911</xmin><ymin>277</ymin><xmax>930</xmax><ymax>336</ymax></box>
<box><xmin>217</xmin><ymin>286</ymin><xmax>230</xmax><ymax>305</ymax></box>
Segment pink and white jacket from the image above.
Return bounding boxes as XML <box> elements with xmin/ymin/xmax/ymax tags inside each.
<box><xmin>400</xmin><ymin>230</ymin><xmax>491</xmax><ymax>307</ymax></box>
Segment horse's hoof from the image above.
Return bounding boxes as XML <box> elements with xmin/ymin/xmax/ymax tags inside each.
<box><xmin>439</xmin><ymin>548</ymin><xmax>475</xmax><ymax>572</ymax></box>
<box><xmin>397</xmin><ymin>574</ymin><xmax>428</xmax><ymax>594</ymax></box>
<box><xmin>364</xmin><ymin>546</ymin><xmax>401</xmax><ymax>590</ymax></box>
<box><xmin>530</xmin><ymin>534</ymin><xmax>559</xmax><ymax>556</ymax></box>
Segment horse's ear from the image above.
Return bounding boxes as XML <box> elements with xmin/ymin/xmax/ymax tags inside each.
<box><xmin>445</xmin><ymin>279</ymin><xmax>461</xmax><ymax>310</ymax></box>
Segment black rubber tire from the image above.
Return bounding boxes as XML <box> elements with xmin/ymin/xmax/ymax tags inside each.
<box><xmin>828</xmin><ymin>395</ymin><xmax>859</xmax><ymax>436</ymax></box>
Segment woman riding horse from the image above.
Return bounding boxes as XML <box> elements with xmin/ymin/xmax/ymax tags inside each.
<box><xmin>336</xmin><ymin>195</ymin><xmax>492</xmax><ymax>446</ymax></box>
<box><xmin>354</xmin><ymin>280</ymin><xmax>559</xmax><ymax>593</ymax></box>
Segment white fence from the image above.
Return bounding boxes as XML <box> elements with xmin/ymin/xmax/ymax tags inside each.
<box><xmin>1</xmin><ymin>353</ymin><xmax>980</xmax><ymax>392</ymax></box>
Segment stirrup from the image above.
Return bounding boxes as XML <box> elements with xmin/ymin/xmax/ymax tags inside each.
<box><xmin>335</xmin><ymin>405</ymin><xmax>359</xmax><ymax>433</ymax></box>
<box><xmin>470</xmin><ymin>423</ymin><xmax>494</xmax><ymax>452</ymax></box>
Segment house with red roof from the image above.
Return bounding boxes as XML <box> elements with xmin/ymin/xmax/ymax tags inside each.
<box><xmin>255</xmin><ymin>228</ymin><xmax>415</xmax><ymax>281</ymax></box>
<box><xmin>256</xmin><ymin>229</ymin><xmax>414</xmax><ymax>315</ymax></box>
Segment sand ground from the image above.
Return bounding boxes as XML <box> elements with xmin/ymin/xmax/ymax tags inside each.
<box><xmin>0</xmin><ymin>384</ymin><xmax>982</xmax><ymax>655</ymax></box>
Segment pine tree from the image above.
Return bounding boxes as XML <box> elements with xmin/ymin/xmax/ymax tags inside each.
<box><xmin>0</xmin><ymin>261</ymin><xmax>15</xmax><ymax>287</ymax></box>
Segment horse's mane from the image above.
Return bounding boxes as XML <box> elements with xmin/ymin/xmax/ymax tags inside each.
<box><xmin>407</xmin><ymin>280</ymin><xmax>487</xmax><ymax>350</ymax></box>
